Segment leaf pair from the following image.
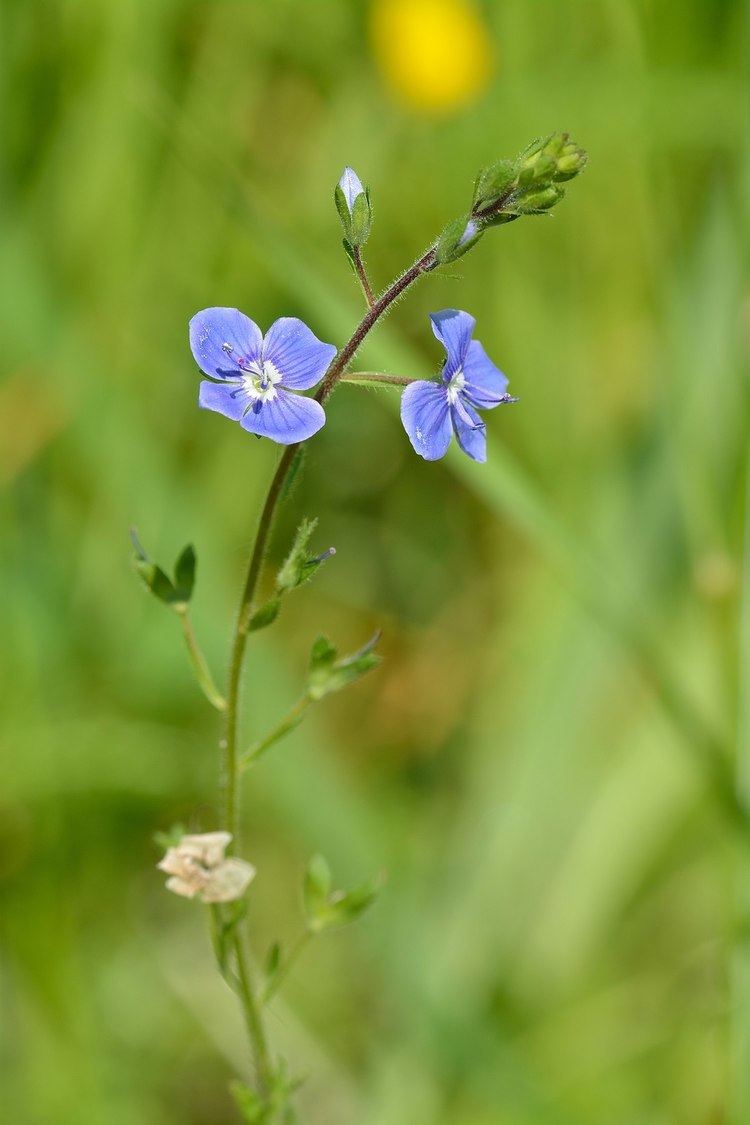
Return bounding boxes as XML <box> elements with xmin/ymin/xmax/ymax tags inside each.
<box><xmin>303</xmin><ymin>854</ymin><xmax>382</xmax><ymax>933</ymax></box>
<box><xmin>131</xmin><ymin>529</ymin><xmax>195</xmax><ymax>612</ymax></box>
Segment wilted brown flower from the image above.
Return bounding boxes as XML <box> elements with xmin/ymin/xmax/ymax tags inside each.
<box><xmin>157</xmin><ymin>831</ymin><xmax>255</xmax><ymax>904</ymax></box>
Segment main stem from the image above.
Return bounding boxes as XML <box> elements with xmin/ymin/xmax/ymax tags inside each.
<box><xmin>220</xmin><ymin>243</ymin><xmax>436</xmax><ymax>840</ymax></box>
<box><xmin>217</xmin><ymin>242</ymin><xmax>436</xmax><ymax>1093</ymax></box>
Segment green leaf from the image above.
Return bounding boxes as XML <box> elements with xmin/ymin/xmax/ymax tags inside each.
<box><xmin>248</xmin><ymin>597</ymin><xmax>281</xmax><ymax>632</ymax></box>
<box><xmin>173</xmin><ymin>543</ymin><xmax>196</xmax><ymax>603</ymax></box>
<box><xmin>321</xmin><ymin>873</ymin><xmax>382</xmax><ymax>928</ymax></box>
<box><xmin>304</xmin><ymin>859</ymin><xmax>383</xmax><ymax>932</ymax></box>
<box><xmin>130</xmin><ymin>528</ymin><xmax>187</xmax><ymax>607</ymax></box>
<box><xmin>265</xmin><ymin>940</ymin><xmax>282</xmax><ymax>981</ymax></box>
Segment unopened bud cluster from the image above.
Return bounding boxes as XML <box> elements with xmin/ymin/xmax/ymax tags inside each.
<box><xmin>436</xmin><ymin>132</ymin><xmax>587</xmax><ymax>265</ymax></box>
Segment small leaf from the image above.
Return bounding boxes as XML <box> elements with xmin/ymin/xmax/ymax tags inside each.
<box><xmin>173</xmin><ymin>543</ymin><xmax>196</xmax><ymax>603</ymax></box>
<box><xmin>303</xmin><ymin>854</ymin><xmax>332</xmax><ymax>921</ymax></box>
<box><xmin>248</xmin><ymin>597</ymin><xmax>281</xmax><ymax>632</ymax></box>
<box><xmin>130</xmin><ymin>528</ymin><xmax>183</xmax><ymax>607</ymax></box>
<box><xmin>265</xmin><ymin>940</ymin><xmax>282</xmax><ymax>980</ymax></box>
<box><xmin>321</xmin><ymin>873</ymin><xmax>382</xmax><ymax>928</ymax></box>
<box><xmin>134</xmin><ymin>559</ymin><xmax>178</xmax><ymax>604</ymax></box>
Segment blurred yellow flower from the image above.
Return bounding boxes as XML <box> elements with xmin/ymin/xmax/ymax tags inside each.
<box><xmin>370</xmin><ymin>0</ymin><xmax>493</xmax><ymax>114</ymax></box>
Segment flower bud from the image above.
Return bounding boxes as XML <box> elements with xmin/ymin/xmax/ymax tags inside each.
<box><xmin>436</xmin><ymin>216</ymin><xmax>483</xmax><ymax>264</ymax></box>
<box><xmin>334</xmin><ymin>166</ymin><xmax>371</xmax><ymax>247</ymax></box>
<box><xmin>517</xmin><ymin>149</ymin><xmax>556</xmax><ymax>187</ymax></box>
<box><xmin>553</xmin><ymin>141</ymin><xmax>588</xmax><ymax>181</ymax></box>
<box><xmin>516</xmin><ymin>184</ymin><xmax>565</xmax><ymax>213</ymax></box>
<box><xmin>472</xmin><ymin>158</ymin><xmax>516</xmax><ymax>211</ymax></box>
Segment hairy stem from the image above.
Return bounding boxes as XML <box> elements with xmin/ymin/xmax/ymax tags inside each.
<box><xmin>341</xmin><ymin>371</ymin><xmax>415</xmax><ymax>388</ymax></box>
<box><xmin>352</xmin><ymin>246</ymin><xmax>375</xmax><ymax>308</ymax></box>
<box><xmin>220</xmin><ymin>242</ymin><xmax>436</xmax><ymax>842</ymax></box>
<box><xmin>178</xmin><ymin>609</ymin><xmax>226</xmax><ymax>711</ymax></box>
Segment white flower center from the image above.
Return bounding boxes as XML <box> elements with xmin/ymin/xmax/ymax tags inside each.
<box><xmin>446</xmin><ymin>368</ymin><xmax>466</xmax><ymax>405</ymax></box>
<box><xmin>240</xmin><ymin>359</ymin><xmax>283</xmax><ymax>403</ymax></box>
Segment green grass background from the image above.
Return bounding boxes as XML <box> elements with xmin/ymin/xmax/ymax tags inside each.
<box><xmin>1</xmin><ymin>1</ymin><xmax>749</xmax><ymax>1121</ymax></box>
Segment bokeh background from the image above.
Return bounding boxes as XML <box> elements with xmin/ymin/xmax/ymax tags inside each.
<box><xmin>2</xmin><ymin>1</ymin><xmax>749</xmax><ymax>1122</ymax></box>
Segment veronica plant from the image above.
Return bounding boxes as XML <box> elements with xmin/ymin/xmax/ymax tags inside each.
<box><xmin>133</xmin><ymin>131</ymin><xmax>586</xmax><ymax>1122</ymax></box>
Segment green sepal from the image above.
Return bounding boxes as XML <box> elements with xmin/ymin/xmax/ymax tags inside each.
<box><xmin>515</xmin><ymin>184</ymin><xmax>565</xmax><ymax>214</ymax></box>
<box><xmin>276</xmin><ymin>517</ymin><xmax>335</xmax><ymax>593</ymax></box>
<box><xmin>303</xmin><ymin>854</ymin><xmax>332</xmax><ymax>920</ymax></box>
<box><xmin>153</xmin><ymin>823</ymin><xmax>186</xmax><ymax>850</ymax></box>
<box><xmin>307</xmin><ymin>631</ymin><xmax>381</xmax><ymax>701</ymax></box>
<box><xmin>472</xmin><ymin>157</ymin><xmax>517</xmax><ymax>210</ymax></box>
<box><xmin>334</xmin><ymin>184</ymin><xmax>371</xmax><ymax>247</ymax></box>
<box><xmin>277</xmin><ymin>517</ymin><xmax>315</xmax><ymax>591</ymax></box>
<box><xmin>334</xmin><ymin>184</ymin><xmax>351</xmax><ymax>229</ymax></box>
<box><xmin>248</xmin><ymin>597</ymin><xmax>281</xmax><ymax>632</ymax></box>
<box><xmin>349</xmin><ymin>188</ymin><xmax>372</xmax><ymax>246</ymax></box>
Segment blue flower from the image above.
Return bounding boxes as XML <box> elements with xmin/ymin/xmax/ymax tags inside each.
<box><xmin>400</xmin><ymin>309</ymin><xmax>514</xmax><ymax>463</ymax></box>
<box><xmin>190</xmin><ymin>308</ymin><xmax>336</xmax><ymax>444</ymax></box>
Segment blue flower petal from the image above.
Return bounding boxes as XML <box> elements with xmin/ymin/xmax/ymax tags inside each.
<box><xmin>199</xmin><ymin>380</ymin><xmax>247</xmax><ymax>421</ymax></box>
<box><xmin>429</xmin><ymin>309</ymin><xmax>476</xmax><ymax>377</ymax></box>
<box><xmin>462</xmin><ymin>340</ymin><xmax>509</xmax><ymax>408</ymax></box>
<box><xmin>262</xmin><ymin>318</ymin><xmax>337</xmax><ymax>390</ymax></box>
<box><xmin>239</xmin><ymin>388</ymin><xmax>326</xmax><ymax>444</ymax></box>
<box><xmin>339</xmin><ymin>167</ymin><xmax>365</xmax><ymax>213</ymax></box>
<box><xmin>452</xmin><ymin>396</ymin><xmax>487</xmax><ymax>463</ymax></box>
<box><xmin>190</xmin><ymin>308</ymin><xmax>263</xmax><ymax>379</ymax></box>
<box><xmin>400</xmin><ymin>380</ymin><xmax>453</xmax><ymax>461</ymax></box>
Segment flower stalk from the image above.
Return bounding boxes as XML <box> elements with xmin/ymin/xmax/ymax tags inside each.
<box><xmin>145</xmin><ymin>135</ymin><xmax>588</xmax><ymax>1116</ymax></box>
